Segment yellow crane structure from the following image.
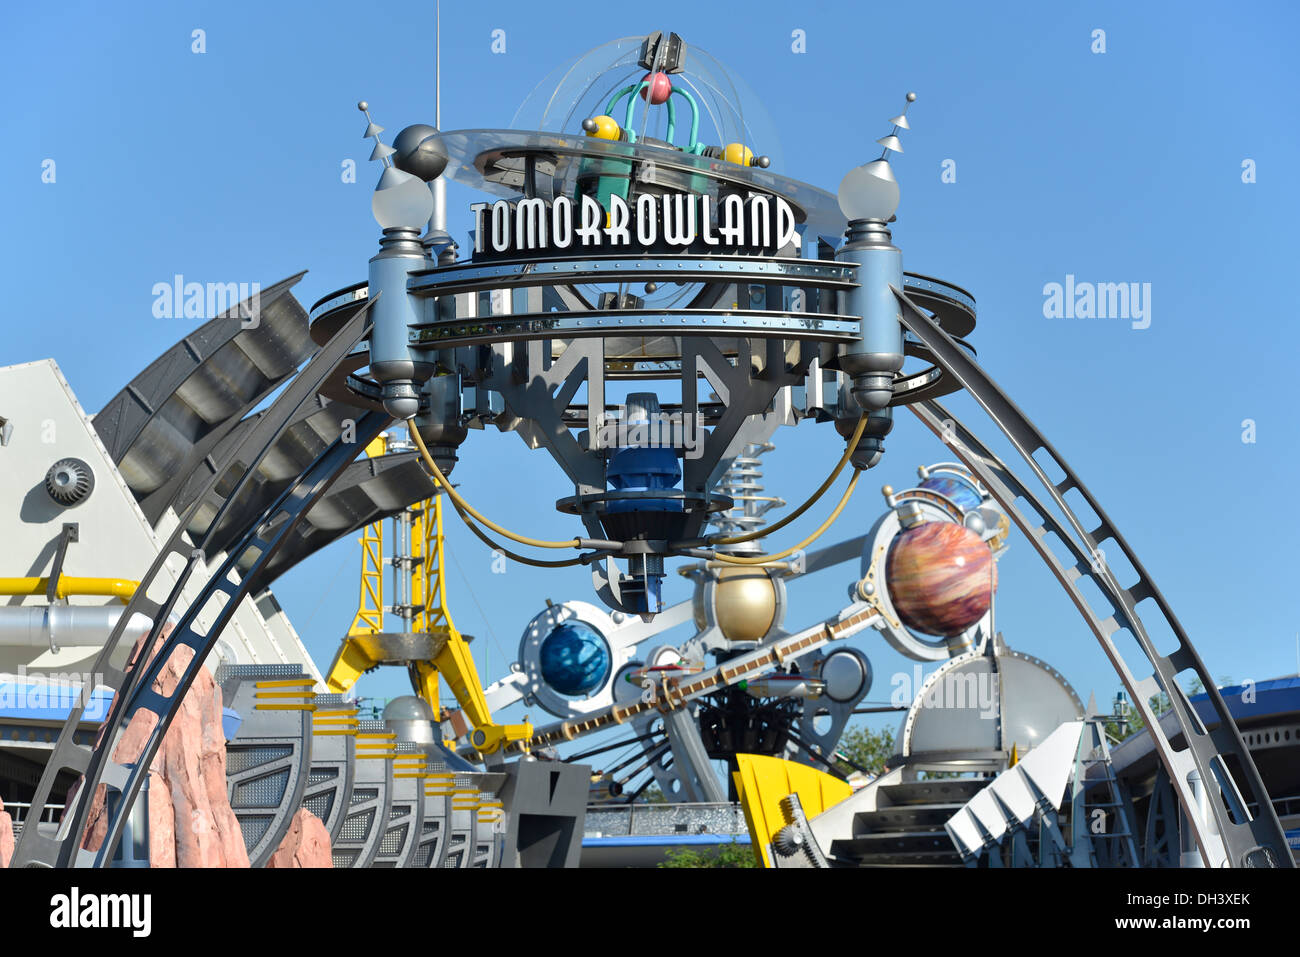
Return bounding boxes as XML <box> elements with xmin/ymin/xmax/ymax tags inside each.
<box><xmin>324</xmin><ymin>433</ymin><xmax>531</xmax><ymax>756</ymax></box>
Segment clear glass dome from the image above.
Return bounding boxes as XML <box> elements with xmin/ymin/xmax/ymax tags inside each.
<box><xmin>512</xmin><ymin>35</ymin><xmax>786</xmax><ymax>172</ymax></box>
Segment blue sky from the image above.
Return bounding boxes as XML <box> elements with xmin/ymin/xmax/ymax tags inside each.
<box><xmin>5</xmin><ymin>1</ymin><xmax>1299</xmax><ymax>767</ymax></box>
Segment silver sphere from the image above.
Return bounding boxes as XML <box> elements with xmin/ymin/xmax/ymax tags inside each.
<box><xmin>384</xmin><ymin>396</ymin><xmax>420</xmax><ymax>419</ymax></box>
<box><xmin>754</xmin><ymin>155</ymin><xmax>771</xmax><ymax>169</ymax></box>
<box><xmin>357</xmin><ymin>100</ymin><xmax>369</xmax><ymax>111</ymax></box>
<box><xmin>581</xmin><ymin>117</ymin><xmax>598</xmax><ymax>133</ymax></box>
<box><xmin>644</xmin><ymin>281</ymin><xmax>658</xmax><ymax>294</ymax></box>
<box><xmin>392</xmin><ymin>124</ymin><xmax>448</xmax><ymax>181</ymax></box>
<box><xmin>906</xmin><ymin>92</ymin><xmax>917</xmax><ymax>102</ymax></box>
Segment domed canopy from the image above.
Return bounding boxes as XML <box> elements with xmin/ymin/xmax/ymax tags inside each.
<box><xmin>383</xmin><ymin>694</ymin><xmax>435</xmax><ymax>722</ymax></box>
<box><xmin>512</xmin><ymin>35</ymin><xmax>785</xmax><ymax>171</ymax></box>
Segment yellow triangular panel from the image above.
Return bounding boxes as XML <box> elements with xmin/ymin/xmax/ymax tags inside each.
<box><xmin>733</xmin><ymin>753</ymin><xmax>852</xmax><ymax>868</ymax></box>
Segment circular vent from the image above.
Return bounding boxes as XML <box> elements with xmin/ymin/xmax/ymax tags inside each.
<box><xmin>45</xmin><ymin>457</ymin><xmax>94</xmax><ymax>507</ymax></box>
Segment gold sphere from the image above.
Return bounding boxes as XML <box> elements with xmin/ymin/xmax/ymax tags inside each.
<box><xmin>712</xmin><ymin>566</ymin><xmax>778</xmax><ymax>641</ymax></box>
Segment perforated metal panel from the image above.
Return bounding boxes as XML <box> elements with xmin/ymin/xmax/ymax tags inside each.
<box><xmin>227</xmin><ymin>745</ymin><xmax>292</xmax><ymax>774</ymax></box>
<box><xmin>379</xmin><ymin>823</ymin><xmax>410</xmax><ymax>856</ymax></box>
<box><xmin>340</xmin><ymin>808</ymin><xmax>376</xmax><ymax>842</ymax></box>
<box><xmin>234</xmin><ymin>769</ymin><xmax>291</xmax><ymax>808</ymax></box>
<box><xmin>303</xmin><ymin>791</ymin><xmax>335</xmax><ymax>824</ymax></box>
<box><xmin>238</xmin><ymin>816</ymin><xmax>273</xmax><ymax>850</ymax></box>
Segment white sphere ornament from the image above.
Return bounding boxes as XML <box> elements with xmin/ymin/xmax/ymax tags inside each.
<box><xmin>837</xmin><ymin>158</ymin><xmax>900</xmax><ymax>222</ymax></box>
<box><xmin>371</xmin><ymin>165</ymin><xmax>435</xmax><ymax>230</ymax></box>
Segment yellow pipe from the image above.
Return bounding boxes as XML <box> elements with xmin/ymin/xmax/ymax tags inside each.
<box><xmin>0</xmin><ymin>576</ymin><xmax>138</xmax><ymax>604</ymax></box>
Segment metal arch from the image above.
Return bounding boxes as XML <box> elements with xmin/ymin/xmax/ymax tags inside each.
<box><xmin>11</xmin><ymin>305</ymin><xmax>383</xmax><ymax>868</ymax></box>
<box><xmin>242</xmin><ymin>452</ymin><xmax>436</xmax><ymax>590</ymax></box>
<box><xmin>69</xmin><ymin>408</ymin><xmax>386</xmax><ymax>868</ymax></box>
<box><xmin>94</xmin><ymin>273</ymin><xmax>316</xmax><ymax>524</ymax></box>
<box><xmin>896</xmin><ymin>288</ymin><xmax>1291</xmax><ymax>868</ymax></box>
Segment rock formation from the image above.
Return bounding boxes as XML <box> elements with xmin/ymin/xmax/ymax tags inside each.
<box><xmin>266</xmin><ymin>807</ymin><xmax>332</xmax><ymax>868</ymax></box>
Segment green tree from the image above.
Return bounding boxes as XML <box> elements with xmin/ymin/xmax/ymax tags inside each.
<box><xmin>834</xmin><ymin>724</ymin><xmax>896</xmax><ymax>777</ymax></box>
<box><xmin>659</xmin><ymin>839</ymin><xmax>757</xmax><ymax>868</ymax></box>
<box><xmin>1103</xmin><ymin>674</ymin><xmax>1229</xmax><ymax>742</ymax></box>
<box><xmin>639</xmin><ymin>784</ymin><xmax>668</xmax><ymax>804</ymax></box>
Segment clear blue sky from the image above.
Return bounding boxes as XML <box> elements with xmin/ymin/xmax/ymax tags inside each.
<box><xmin>4</xmin><ymin>1</ymin><xmax>1299</xmax><ymax>762</ymax></box>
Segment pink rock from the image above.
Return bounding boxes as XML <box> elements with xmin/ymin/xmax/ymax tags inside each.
<box><xmin>0</xmin><ymin>794</ymin><xmax>14</xmax><ymax>868</ymax></box>
<box><xmin>78</xmin><ymin>626</ymin><xmax>250</xmax><ymax>867</ymax></box>
<box><xmin>265</xmin><ymin>808</ymin><xmax>333</xmax><ymax>869</ymax></box>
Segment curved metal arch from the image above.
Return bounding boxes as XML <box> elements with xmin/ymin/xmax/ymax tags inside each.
<box><xmin>895</xmin><ymin>286</ymin><xmax>1291</xmax><ymax>868</ymax></box>
<box><xmin>11</xmin><ymin>304</ymin><xmax>384</xmax><ymax>868</ymax></box>
<box><xmin>94</xmin><ymin>273</ymin><xmax>316</xmax><ymax>525</ymax></box>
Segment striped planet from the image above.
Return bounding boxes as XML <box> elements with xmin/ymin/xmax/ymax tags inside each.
<box><xmin>885</xmin><ymin>521</ymin><xmax>997</xmax><ymax>636</ymax></box>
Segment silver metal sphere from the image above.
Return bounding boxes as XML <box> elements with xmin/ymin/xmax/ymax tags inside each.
<box><xmin>357</xmin><ymin>100</ymin><xmax>369</xmax><ymax>111</ymax></box>
<box><xmin>383</xmin><ymin>695</ymin><xmax>434</xmax><ymax>721</ymax></box>
<box><xmin>906</xmin><ymin>92</ymin><xmax>917</xmax><ymax>102</ymax></box>
<box><xmin>581</xmin><ymin>117</ymin><xmax>598</xmax><ymax>133</ymax></box>
<box><xmin>644</xmin><ymin>281</ymin><xmax>658</xmax><ymax>294</ymax></box>
<box><xmin>392</xmin><ymin>124</ymin><xmax>448</xmax><ymax>181</ymax></box>
<box><xmin>385</xmin><ymin>396</ymin><xmax>420</xmax><ymax>419</ymax></box>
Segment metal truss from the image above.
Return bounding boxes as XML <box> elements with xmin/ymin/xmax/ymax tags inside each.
<box><xmin>894</xmin><ymin>286</ymin><xmax>1291</xmax><ymax>868</ymax></box>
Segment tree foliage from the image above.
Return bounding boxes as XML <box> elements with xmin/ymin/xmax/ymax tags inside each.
<box><xmin>659</xmin><ymin>839</ymin><xmax>757</xmax><ymax>868</ymax></box>
<box><xmin>834</xmin><ymin>724</ymin><xmax>896</xmax><ymax>777</ymax></box>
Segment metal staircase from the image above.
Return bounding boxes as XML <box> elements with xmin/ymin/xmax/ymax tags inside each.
<box><xmin>829</xmin><ymin>777</ymin><xmax>986</xmax><ymax>866</ymax></box>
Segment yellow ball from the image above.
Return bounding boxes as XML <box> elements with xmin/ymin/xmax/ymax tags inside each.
<box><xmin>693</xmin><ymin>567</ymin><xmax>777</xmax><ymax>642</ymax></box>
<box><xmin>722</xmin><ymin>143</ymin><xmax>754</xmax><ymax>166</ymax></box>
<box><xmin>586</xmin><ymin>115</ymin><xmax>621</xmax><ymax>141</ymax></box>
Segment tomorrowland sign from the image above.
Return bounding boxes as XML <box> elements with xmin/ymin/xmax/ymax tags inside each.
<box><xmin>469</xmin><ymin>192</ymin><xmax>800</xmax><ymax>261</ymax></box>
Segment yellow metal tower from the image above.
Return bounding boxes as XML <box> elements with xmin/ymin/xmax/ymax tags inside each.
<box><xmin>324</xmin><ymin>433</ymin><xmax>531</xmax><ymax>756</ymax></box>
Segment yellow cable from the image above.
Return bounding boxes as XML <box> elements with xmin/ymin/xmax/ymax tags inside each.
<box><xmin>710</xmin><ymin>470</ymin><xmax>861</xmax><ymax>565</ymax></box>
<box><xmin>707</xmin><ymin>413</ymin><xmax>868</xmax><ymax>546</ymax></box>
<box><xmin>408</xmin><ymin>423</ymin><xmax>581</xmax><ymax>550</ymax></box>
<box><xmin>448</xmin><ymin>497</ymin><xmax>585</xmax><ymax>568</ymax></box>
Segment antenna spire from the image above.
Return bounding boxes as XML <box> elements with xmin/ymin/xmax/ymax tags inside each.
<box><xmin>877</xmin><ymin>91</ymin><xmax>917</xmax><ymax>161</ymax></box>
<box><xmin>359</xmin><ymin>101</ymin><xmax>396</xmax><ymax>167</ymax></box>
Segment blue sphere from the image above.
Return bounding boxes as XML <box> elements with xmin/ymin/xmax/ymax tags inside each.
<box><xmin>920</xmin><ymin>474</ymin><xmax>982</xmax><ymax>513</ymax></box>
<box><xmin>539</xmin><ymin>622</ymin><xmax>612</xmax><ymax>696</ymax></box>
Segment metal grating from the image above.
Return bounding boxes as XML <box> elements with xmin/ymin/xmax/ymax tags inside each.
<box><xmin>379</xmin><ymin>823</ymin><xmax>409</xmax><ymax>856</ymax></box>
<box><xmin>227</xmin><ymin>745</ymin><xmax>292</xmax><ymax>774</ymax></box>
<box><xmin>303</xmin><ymin>792</ymin><xmax>335</xmax><ymax>824</ymax></box>
<box><xmin>238</xmin><ymin>815</ymin><xmax>273</xmax><ymax>850</ymax></box>
<box><xmin>340</xmin><ymin>808</ymin><xmax>375</xmax><ymax>842</ymax></box>
<box><xmin>233</xmin><ymin>768</ymin><xmax>291</xmax><ymax>809</ymax></box>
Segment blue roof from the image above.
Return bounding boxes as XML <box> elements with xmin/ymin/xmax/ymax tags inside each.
<box><xmin>1189</xmin><ymin>675</ymin><xmax>1300</xmax><ymax>724</ymax></box>
<box><xmin>583</xmin><ymin>833</ymin><xmax>751</xmax><ymax>847</ymax></box>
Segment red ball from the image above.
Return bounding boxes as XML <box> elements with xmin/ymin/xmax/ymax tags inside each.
<box><xmin>640</xmin><ymin>71</ymin><xmax>673</xmax><ymax>105</ymax></box>
<box><xmin>885</xmin><ymin>522</ymin><xmax>997</xmax><ymax>637</ymax></box>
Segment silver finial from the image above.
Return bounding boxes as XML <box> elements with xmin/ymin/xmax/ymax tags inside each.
<box><xmin>878</xmin><ymin>92</ymin><xmax>917</xmax><ymax>160</ymax></box>
<box><xmin>359</xmin><ymin>101</ymin><xmax>395</xmax><ymax>168</ymax></box>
